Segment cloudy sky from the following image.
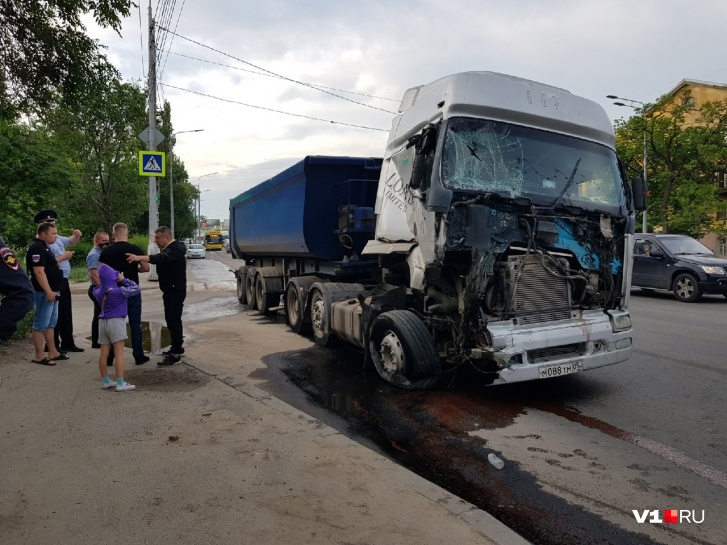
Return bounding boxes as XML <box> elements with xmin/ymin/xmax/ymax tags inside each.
<box><xmin>87</xmin><ymin>0</ymin><xmax>727</xmax><ymax>221</ymax></box>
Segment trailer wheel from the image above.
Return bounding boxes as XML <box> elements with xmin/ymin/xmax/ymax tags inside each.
<box><xmin>369</xmin><ymin>310</ymin><xmax>441</xmax><ymax>390</ymax></box>
<box><xmin>245</xmin><ymin>270</ymin><xmax>257</xmax><ymax>310</ymax></box>
<box><xmin>236</xmin><ymin>274</ymin><xmax>247</xmax><ymax>304</ymax></box>
<box><xmin>255</xmin><ymin>274</ymin><xmax>279</xmax><ymax>314</ymax></box>
<box><xmin>310</xmin><ymin>288</ymin><xmax>338</xmax><ymax>347</ymax></box>
<box><xmin>285</xmin><ymin>282</ymin><xmax>311</xmax><ymax>335</ymax></box>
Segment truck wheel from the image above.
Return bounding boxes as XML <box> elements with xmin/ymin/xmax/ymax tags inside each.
<box><xmin>672</xmin><ymin>273</ymin><xmax>702</xmax><ymax>302</ymax></box>
<box><xmin>310</xmin><ymin>288</ymin><xmax>338</xmax><ymax>347</ymax></box>
<box><xmin>236</xmin><ymin>275</ymin><xmax>247</xmax><ymax>304</ymax></box>
<box><xmin>285</xmin><ymin>282</ymin><xmax>311</xmax><ymax>335</ymax></box>
<box><xmin>369</xmin><ymin>310</ymin><xmax>441</xmax><ymax>390</ymax></box>
<box><xmin>245</xmin><ymin>270</ymin><xmax>257</xmax><ymax>310</ymax></box>
<box><xmin>255</xmin><ymin>274</ymin><xmax>279</xmax><ymax>314</ymax></box>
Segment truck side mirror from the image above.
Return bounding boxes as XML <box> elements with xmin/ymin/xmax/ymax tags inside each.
<box><xmin>410</xmin><ymin>125</ymin><xmax>438</xmax><ymax>190</ymax></box>
<box><xmin>631</xmin><ymin>177</ymin><xmax>647</xmax><ymax>211</ymax></box>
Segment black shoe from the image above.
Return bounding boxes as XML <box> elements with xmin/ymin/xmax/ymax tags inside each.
<box><xmin>91</xmin><ymin>343</ymin><xmax>101</xmax><ymax>349</ymax></box>
<box><xmin>63</xmin><ymin>346</ymin><xmax>85</xmax><ymax>353</ymax></box>
<box><xmin>135</xmin><ymin>355</ymin><xmax>150</xmax><ymax>365</ymax></box>
<box><xmin>162</xmin><ymin>348</ymin><xmax>184</xmax><ymax>356</ymax></box>
<box><xmin>157</xmin><ymin>354</ymin><xmax>181</xmax><ymax>366</ymax></box>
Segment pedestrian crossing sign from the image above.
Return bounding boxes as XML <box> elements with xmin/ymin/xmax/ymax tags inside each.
<box><xmin>138</xmin><ymin>151</ymin><xmax>166</xmax><ymax>177</ymax></box>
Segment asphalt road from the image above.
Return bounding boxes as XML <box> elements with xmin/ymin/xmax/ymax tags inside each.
<box><xmin>204</xmin><ymin>251</ymin><xmax>727</xmax><ymax>545</ymax></box>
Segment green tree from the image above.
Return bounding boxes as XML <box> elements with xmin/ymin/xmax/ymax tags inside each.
<box><xmin>0</xmin><ymin>119</ymin><xmax>79</xmax><ymax>246</ymax></box>
<box><xmin>157</xmin><ymin>101</ymin><xmax>200</xmax><ymax>240</ymax></box>
<box><xmin>43</xmin><ymin>63</ymin><xmax>148</xmax><ymax>236</ymax></box>
<box><xmin>614</xmin><ymin>95</ymin><xmax>727</xmax><ymax>236</ymax></box>
<box><xmin>0</xmin><ymin>0</ymin><xmax>132</xmax><ymax>120</ymax></box>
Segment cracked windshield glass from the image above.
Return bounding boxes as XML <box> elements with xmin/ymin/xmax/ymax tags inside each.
<box><xmin>441</xmin><ymin>117</ymin><xmax>626</xmax><ymax>212</ymax></box>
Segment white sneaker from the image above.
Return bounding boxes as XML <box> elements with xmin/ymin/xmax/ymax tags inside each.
<box><xmin>101</xmin><ymin>380</ymin><xmax>115</xmax><ymax>389</ymax></box>
<box><xmin>115</xmin><ymin>381</ymin><xmax>136</xmax><ymax>392</ymax></box>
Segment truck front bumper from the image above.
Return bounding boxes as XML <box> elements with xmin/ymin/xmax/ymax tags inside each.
<box><xmin>483</xmin><ymin>310</ymin><xmax>633</xmax><ymax>385</ymax></box>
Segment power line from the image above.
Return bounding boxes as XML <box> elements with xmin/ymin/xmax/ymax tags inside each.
<box><xmin>138</xmin><ymin>2</ymin><xmax>145</xmax><ymax>79</ymax></box>
<box><xmin>157</xmin><ymin>26</ymin><xmax>397</xmax><ymax>115</ymax></box>
<box><xmin>163</xmin><ymin>50</ymin><xmax>399</xmax><ymax>103</ymax></box>
<box><xmin>160</xmin><ymin>82</ymin><xmax>389</xmax><ymax>132</ymax></box>
<box><xmin>159</xmin><ymin>0</ymin><xmax>188</xmax><ymax>80</ymax></box>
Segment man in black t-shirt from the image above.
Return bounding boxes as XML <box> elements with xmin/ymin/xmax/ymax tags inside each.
<box><xmin>99</xmin><ymin>222</ymin><xmax>150</xmax><ymax>365</ymax></box>
<box><xmin>26</xmin><ymin>222</ymin><xmax>70</xmax><ymax>364</ymax></box>
<box><xmin>126</xmin><ymin>226</ymin><xmax>186</xmax><ymax>366</ymax></box>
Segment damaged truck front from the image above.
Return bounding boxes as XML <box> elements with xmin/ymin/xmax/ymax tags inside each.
<box><xmin>356</xmin><ymin>72</ymin><xmax>646</xmax><ymax>388</ymax></box>
<box><xmin>232</xmin><ymin>71</ymin><xmax>646</xmax><ymax>390</ymax></box>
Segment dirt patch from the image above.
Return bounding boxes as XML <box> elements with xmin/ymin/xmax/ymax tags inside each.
<box><xmin>124</xmin><ymin>364</ymin><xmax>211</xmax><ymax>391</ymax></box>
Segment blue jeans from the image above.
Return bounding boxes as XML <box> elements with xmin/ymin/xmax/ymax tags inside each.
<box><xmin>127</xmin><ymin>294</ymin><xmax>143</xmax><ymax>359</ymax></box>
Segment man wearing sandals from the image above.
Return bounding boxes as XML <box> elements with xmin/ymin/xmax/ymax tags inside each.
<box><xmin>26</xmin><ymin>222</ymin><xmax>71</xmax><ymax>365</ymax></box>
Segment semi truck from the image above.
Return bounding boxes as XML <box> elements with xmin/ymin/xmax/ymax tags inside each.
<box><xmin>230</xmin><ymin>71</ymin><xmax>646</xmax><ymax>390</ymax></box>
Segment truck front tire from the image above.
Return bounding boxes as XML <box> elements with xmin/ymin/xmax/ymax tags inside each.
<box><xmin>369</xmin><ymin>310</ymin><xmax>441</xmax><ymax>390</ymax></box>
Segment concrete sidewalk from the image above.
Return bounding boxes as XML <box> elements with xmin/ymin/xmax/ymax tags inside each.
<box><xmin>0</xmin><ymin>278</ymin><xmax>530</xmax><ymax>545</ymax></box>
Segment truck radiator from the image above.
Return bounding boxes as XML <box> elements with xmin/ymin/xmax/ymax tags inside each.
<box><xmin>511</xmin><ymin>254</ymin><xmax>572</xmax><ymax>325</ymax></box>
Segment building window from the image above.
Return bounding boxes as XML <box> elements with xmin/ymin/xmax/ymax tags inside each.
<box><xmin>683</xmin><ymin>96</ymin><xmax>696</xmax><ymax>109</ymax></box>
<box><xmin>719</xmin><ymin>238</ymin><xmax>727</xmax><ymax>257</ymax></box>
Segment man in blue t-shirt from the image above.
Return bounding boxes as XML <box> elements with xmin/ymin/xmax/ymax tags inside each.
<box><xmin>86</xmin><ymin>231</ymin><xmax>111</xmax><ymax>349</ymax></box>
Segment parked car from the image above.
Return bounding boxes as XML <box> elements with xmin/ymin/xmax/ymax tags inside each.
<box><xmin>631</xmin><ymin>234</ymin><xmax>727</xmax><ymax>302</ymax></box>
<box><xmin>186</xmin><ymin>243</ymin><xmax>206</xmax><ymax>259</ymax></box>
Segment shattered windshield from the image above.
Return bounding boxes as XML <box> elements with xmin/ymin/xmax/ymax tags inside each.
<box><xmin>441</xmin><ymin>117</ymin><xmax>626</xmax><ymax>212</ymax></box>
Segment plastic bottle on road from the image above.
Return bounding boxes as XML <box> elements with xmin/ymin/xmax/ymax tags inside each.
<box><xmin>488</xmin><ymin>452</ymin><xmax>505</xmax><ymax>469</ymax></box>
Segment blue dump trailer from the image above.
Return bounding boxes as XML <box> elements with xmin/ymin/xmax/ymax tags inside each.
<box><xmin>231</xmin><ymin>72</ymin><xmax>646</xmax><ymax>390</ymax></box>
<box><xmin>230</xmin><ymin>156</ymin><xmax>383</xmax><ymax>311</ymax></box>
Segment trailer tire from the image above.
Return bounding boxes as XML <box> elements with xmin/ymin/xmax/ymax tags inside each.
<box><xmin>309</xmin><ymin>287</ymin><xmax>338</xmax><ymax>347</ymax></box>
<box><xmin>245</xmin><ymin>269</ymin><xmax>257</xmax><ymax>310</ymax></box>
<box><xmin>236</xmin><ymin>275</ymin><xmax>247</xmax><ymax>304</ymax></box>
<box><xmin>236</xmin><ymin>267</ymin><xmax>248</xmax><ymax>304</ymax></box>
<box><xmin>255</xmin><ymin>273</ymin><xmax>279</xmax><ymax>314</ymax></box>
<box><xmin>369</xmin><ymin>310</ymin><xmax>441</xmax><ymax>390</ymax></box>
<box><xmin>285</xmin><ymin>282</ymin><xmax>311</xmax><ymax>334</ymax></box>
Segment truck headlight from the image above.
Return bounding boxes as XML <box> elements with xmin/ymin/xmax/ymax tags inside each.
<box><xmin>700</xmin><ymin>265</ymin><xmax>725</xmax><ymax>275</ymax></box>
<box><xmin>607</xmin><ymin>310</ymin><xmax>632</xmax><ymax>332</ymax></box>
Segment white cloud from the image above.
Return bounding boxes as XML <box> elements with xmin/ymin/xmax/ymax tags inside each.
<box><xmin>87</xmin><ymin>0</ymin><xmax>727</xmax><ymax>220</ymax></box>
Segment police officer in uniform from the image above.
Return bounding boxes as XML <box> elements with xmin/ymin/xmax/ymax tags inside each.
<box><xmin>33</xmin><ymin>209</ymin><xmax>84</xmax><ymax>352</ymax></box>
<box><xmin>0</xmin><ymin>233</ymin><xmax>34</xmax><ymax>342</ymax></box>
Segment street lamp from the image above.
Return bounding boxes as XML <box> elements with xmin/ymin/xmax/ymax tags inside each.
<box><xmin>168</xmin><ymin>129</ymin><xmax>203</xmax><ymax>238</ymax></box>
<box><xmin>196</xmin><ymin>172</ymin><xmax>218</xmax><ymax>242</ymax></box>
<box><xmin>607</xmin><ymin>94</ymin><xmax>648</xmax><ymax>233</ymax></box>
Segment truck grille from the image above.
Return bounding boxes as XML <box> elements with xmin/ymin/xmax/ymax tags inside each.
<box><xmin>514</xmin><ymin>255</ymin><xmax>572</xmax><ymax>325</ymax></box>
<box><xmin>528</xmin><ymin>343</ymin><xmax>582</xmax><ymax>363</ymax></box>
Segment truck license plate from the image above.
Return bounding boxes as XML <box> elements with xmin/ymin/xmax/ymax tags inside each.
<box><xmin>538</xmin><ymin>360</ymin><xmax>583</xmax><ymax>379</ymax></box>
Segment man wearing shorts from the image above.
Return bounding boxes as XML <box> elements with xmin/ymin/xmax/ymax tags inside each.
<box><xmin>26</xmin><ymin>222</ymin><xmax>71</xmax><ymax>365</ymax></box>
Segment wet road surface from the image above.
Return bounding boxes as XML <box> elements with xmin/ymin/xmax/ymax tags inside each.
<box><xmin>201</xmin><ymin>254</ymin><xmax>727</xmax><ymax>545</ymax></box>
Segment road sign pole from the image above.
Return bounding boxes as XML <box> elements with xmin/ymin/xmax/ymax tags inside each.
<box><xmin>147</xmin><ymin>2</ymin><xmax>159</xmax><ymax>281</ymax></box>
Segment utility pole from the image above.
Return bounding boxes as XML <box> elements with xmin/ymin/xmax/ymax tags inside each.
<box><xmin>607</xmin><ymin>94</ymin><xmax>648</xmax><ymax>233</ymax></box>
<box><xmin>147</xmin><ymin>0</ymin><xmax>159</xmax><ymax>279</ymax></box>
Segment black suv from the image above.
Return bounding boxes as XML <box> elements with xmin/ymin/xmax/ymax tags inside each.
<box><xmin>632</xmin><ymin>234</ymin><xmax>727</xmax><ymax>302</ymax></box>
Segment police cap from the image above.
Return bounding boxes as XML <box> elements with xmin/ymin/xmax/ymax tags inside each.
<box><xmin>34</xmin><ymin>209</ymin><xmax>58</xmax><ymax>224</ymax></box>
